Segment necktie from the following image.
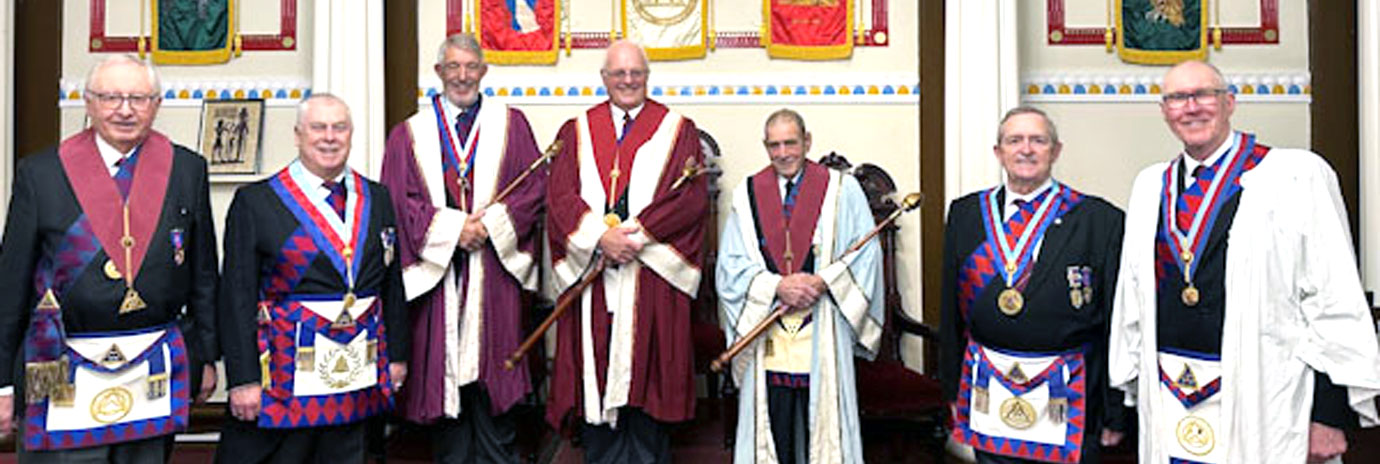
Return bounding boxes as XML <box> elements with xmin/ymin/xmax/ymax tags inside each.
<box><xmin>619</xmin><ymin>113</ymin><xmax>632</xmax><ymax>143</ymax></box>
<box><xmin>1006</xmin><ymin>199</ymin><xmax>1032</xmax><ymax>242</ymax></box>
<box><xmin>455</xmin><ymin>111</ymin><xmax>474</xmax><ymax>144</ymax></box>
<box><xmin>783</xmin><ymin>179</ymin><xmax>798</xmax><ymax>219</ymax></box>
<box><xmin>113</xmin><ymin>151</ymin><xmax>141</xmax><ymax>200</ymax></box>
<box><xmin>1176</xmin><ymin>166</ymin><xmax>1207</xmax><ymax>233</ymax></box>
<box><xmin>325</xmin><ymin>180</ymin><xmax>347</xmax><ymax>220</ymax></box>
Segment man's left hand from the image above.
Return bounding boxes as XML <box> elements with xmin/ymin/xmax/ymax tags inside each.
<box><xmin>1308</xmin><ymin>421</ymin><xmax>1347</xmax><ymax>463</ymax></box>
<box><xmin>196</xmin><ymin>364</ymin><xmax>218</xmax><ymax>404</ymax></box>
<box><xmin>389</xmin><ymin>362</ymin><xmax>408</xmax><ymax>390</ymax></box>
<box><xmin>459</xmin><ymin>209</ymin><xmax>489</xmax><ymax>251</ymax></box>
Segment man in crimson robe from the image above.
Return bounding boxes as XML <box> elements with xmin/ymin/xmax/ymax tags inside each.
<box><xmin>380</xmin><ymin>33</ymin><xmax>546</xmax><ymax>463</ymax></box>
<box><xmin>545</xmin><ymin>40</ymin><xmax>708</xmax><ymax>463</ymax></box>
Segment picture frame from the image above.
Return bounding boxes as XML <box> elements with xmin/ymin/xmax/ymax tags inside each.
<box><xmin>198</xmin><ymin>99</ymin><xmax>264</xmax><ymax>175</ymax></box>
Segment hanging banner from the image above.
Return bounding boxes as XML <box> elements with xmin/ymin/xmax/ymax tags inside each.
<box><xmin>763</xmin><ymin>0</ymin><xmax>853</xmax><ymax>60</ymax></box>
<box><xmin>476</xmin><ymin>0</ymin><xmax>561</xmax><ymax>65</ymax></box>
<box><xmin>151</xmin><ymin>0</ymin><xmax>236</xmax><ymax>65</ymax></box>
<box><xmin>1116</xmin><ymin>0</ymin><xmax>1208</xmax><ymax>65</ymax></box>
<box><xmin>623</xmin><ymin>0</ymin><xmax>708</xmax><ymax>61</ymax></box>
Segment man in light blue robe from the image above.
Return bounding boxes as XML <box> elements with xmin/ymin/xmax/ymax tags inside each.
<box><xmin>716</xmin><ymin>109</ymin><xmax>884</xmax><ymax>464</ymax></box>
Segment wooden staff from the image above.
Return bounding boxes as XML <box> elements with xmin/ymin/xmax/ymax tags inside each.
<box><xmin>503</xmin><ymin>156</ymin><xmax>708</xmax><ymax>370</ymax></box>
<box><xmin>489</xmin><ymin>140</ymin><xmax>563</xmax><ymax>206</ymax></box>
<box><xmin>710</xmin><ymin>192</ymin><xmax>923</xmax><ymax>373</ymax></box>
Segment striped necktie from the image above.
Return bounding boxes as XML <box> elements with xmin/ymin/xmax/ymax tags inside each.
<box><xmin>324</xmin><ymin>180</ymin><xmax>347</xmax><ymax>220</ymax></box>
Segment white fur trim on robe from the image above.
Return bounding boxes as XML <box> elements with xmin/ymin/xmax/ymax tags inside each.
<box><xmin>1110</xmin><ymin>145</ymin><xmax>1380</xmax><ymax>464</ymax></box>
<box><xmin>716</xmin><ymin>169</ymin><xmax>883</xmax><ymax>463</ymax></box>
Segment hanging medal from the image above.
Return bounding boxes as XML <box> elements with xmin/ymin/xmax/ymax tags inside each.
<box><xmin>269</xmin><ymin>168</ymin><xmax>371</xmax><ymax>329</ymax></box>
<box><xmin>1159</xmin><ymin>133</ymin><xmax>1253</xmax><ymax>308</ymax></box>
<box><xmin>982</xmin><ymin>183</ymin><xmax>1063</xmax><ymax>317</ymax></box>
<box><xmin>434</xmin><ymin>95</ymin><xmax>481</xmax><ymax>210</ymax></box>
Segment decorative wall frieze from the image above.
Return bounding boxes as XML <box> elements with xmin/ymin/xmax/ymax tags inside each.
<box><xmin>1022</xmin><ymin>72</ymin><xmax>1310</xmax><ymax>103</ymax></box>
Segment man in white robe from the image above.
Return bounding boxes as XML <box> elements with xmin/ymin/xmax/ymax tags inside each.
<box><xmin>1110</xmin><ymin>60</ymin><xmax>1380</xmax><ymax>463</ymax></box>
<box><xmin>717</xmin><ymin>109</ymin><xmax>884</xmax><ymax>464</ymax></box>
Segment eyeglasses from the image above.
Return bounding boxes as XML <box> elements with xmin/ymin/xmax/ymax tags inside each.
<box><xmin>601</xmin><ymin>69</ymin><xmax>648</xmax><ymax>80</ymax></box>
<box><xmin>86</xmin><ymin>90</ymin><xmax>160</xmax><ymax>110</ymax></box>
<box><xmin>438</xmin><ymin>62</ymin><xmax>484</xmax><ymax>74</ymax></box>
<box><xmin>1162</xmin><ymin>88</ymin><xmax>1229</xmax><ymax>109</ymax></box>
<box><xmin>1000</xmin><ymin>135</ymin><xmax>1053</xmax><ymax>148</ymax></box>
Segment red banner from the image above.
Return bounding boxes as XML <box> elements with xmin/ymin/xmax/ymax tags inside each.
<box><xmin>476</xmin><ymin>0</ymin><xmax>560</xmax><ymax>65</ymax></box>
<box><xmin>764</xmin><ymin>0</ymin><xmax>853</xmax><ymax>60</ymax></box>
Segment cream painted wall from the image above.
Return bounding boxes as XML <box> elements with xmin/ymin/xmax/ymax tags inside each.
<box><xmin>1017</xmin><ymin>0</ymin><xmax>1311</xmax><ymax>208</ymax></box>
<box><xmin>60</xmin><ymin>0</ymin><xmax>315</xmax><ymax>252</ymax></box>
<box><xmin>416</xmin><ymin>0</ymin><xmax>924</xmax><ymax>354</ymax></box>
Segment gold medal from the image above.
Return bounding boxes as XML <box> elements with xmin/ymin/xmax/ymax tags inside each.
<box><xmin>604</xmin><ymin>213</ymin><xmax>622</xmax><ymax>227</ymax></box>
<box><xmin>1180</xmin><ymin>250</ymin><xmax>1194</xmax><ymax>264</ymax></box>
<box><xmin>1176</xmin><ymin>415</ymin><xmax>1215</xmax><ymax>456</ymax></box>
<box><xmin>103</xmin><ymin>260</ymin><xmax>122</xmax><ymax>280</ymax></box>
<box><xmin>997</xmin><ymin>288</ymin><xmax>1024</xmax><ymax>316</ymax></box>
<box><xmin>1182</xmin><ymin>285</ymin><xmax>1200</xmax><ymax>306</ymax></box>
<box><xmin>999</xmin><ymin>397</ymin><xmax>1038</xmax><ymax>430</ymax></box>
<box><xmin>118</xmin><ymin>288</ymin><xmax>147</xmax><ymax>314</ymax></box>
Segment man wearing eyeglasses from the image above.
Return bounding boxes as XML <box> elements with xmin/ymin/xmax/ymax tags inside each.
<box><xmin>378</xmin><ymin>33</ymin><xmax>546</xmax><ymax>463</ymax></box>
<box><xmin>940</xmin><ymin>107</ymin><xmax>1128</xmax><ymax>463</ymax></box>
<box><xmin>215</xmin><ymin>93</ymin><xmax>409</xmax><ymax>463</ymax></box>
<box><xmin>717</xmin><ymin>109</ymin><xmax>882</xmax><ymax>464</ymax></box>
<box><xmin>0</xmin><ymin>55</ymin><xmax>219</xmax><ymax>461</ymax></box>
<box><xmin>546</xmin><ymin>40</ymin><xmax>708</xmax><ymax>463</ymax></box>
<box><xmin>1109</xmin><ymin>60</ymin><xmax>1380</xmax><ymax>463</ymax></box>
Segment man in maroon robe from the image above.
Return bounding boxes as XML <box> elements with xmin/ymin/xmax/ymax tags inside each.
<box><xmin>546</xmin><ymin>40</ymin><xmax>708</xmax><ymax>463</ymax></box>
<box><xmin>379</xmin><ymin>33</ymin><xmax>546</xmax><ymax>463</ymax></box>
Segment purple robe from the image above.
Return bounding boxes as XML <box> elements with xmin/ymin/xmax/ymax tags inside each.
<box><xmin>379</xmin><ymin>101</ymin><xmax>546</xmax><ymax>422</ymax></box>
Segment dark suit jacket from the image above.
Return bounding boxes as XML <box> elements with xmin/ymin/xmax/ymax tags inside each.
<box><xmin>939</xmin><ymin>186</ymin><xmax>1128</xmax><ymax>452</ymax></box>
<box><xmin>0</xmin><ymin>142</ymin><xmax>219</xmax><ymax>403</ymax></box>
<box><xmin>218</xmin><ymin>170</ymin><xmax>409</xmax><ymax>390</ymax></box>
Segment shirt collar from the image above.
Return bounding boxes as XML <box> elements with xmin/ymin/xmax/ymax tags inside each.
<box><xmin>611</xmin><ymin>103</ymin><xmax>644</xmax><ymax>124</ymax></box>
<box><xmin>290</xmin><ymin>159</ymin><xmax>349</xmax><ymax>200</ymax></box>
<box><xmin>94</xmin><ymin>133</ymin><xmax>140</xmax><ymax>170</ymax></box>
<box><xmin>1181</xmin><ymin>131</ymin><xmax>1237</xmax><ymax>174</ymax></box>
<box><xmin>776</xmin><ymin>169</ymin><xmax>804</xmax><ymax>193</ymax></box>
<box><xmin>441</xmin><ymin>94</ymin><xmax>482</xmax><ymax>123</ymax></box>
<box><xmin>1003</xmin><ymin>177</ymin><xmax>1055</xmax><ymax>215</ymax></box>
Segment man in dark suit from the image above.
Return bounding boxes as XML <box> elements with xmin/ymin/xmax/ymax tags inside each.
<box><xmin>0</xmin><ymin>54</ymin><xmax>219</xmax><ymax>461</ymax></box>
<box><xmin>216</xmin><ymin>93</ymin><xmax>409</xmax><ymax>464</ymax></box>
<box><xmin>940</xmin><ymin>107</ymin><xmax>1127</xmax><ymax>463</ymax></box>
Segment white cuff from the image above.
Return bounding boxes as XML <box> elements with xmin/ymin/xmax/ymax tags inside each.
<box><xmin>480</xmin><ymin>203</ymin><xmax>538</xmax><ymax>291</ymax></box>
<box><xmin>819</xmin><ymin>261</ymin><xmax>881</xmax><ymax>354</ymax></box>
<box><xmin>402</xmin><ymin>207</ymin><xmax>467</xmax><ymax>301</ymax></box>
<box><xmin>735</xmin><ymin>272</ymin><xmax>782</xmax><ymax>337</ymax></box>
<box><xmin>626</xmin><ymin>219</ymin><xmax>700</xmax><ymax>297</ymax></box>
<box><xmin>553</xmin><ymin>211</ymin><xmax>606</xmax><ymax>290</ymax></box>
<box><xmin>0</xmin><ymin>385</ymin><xmax>12</xmax><ymax>397</ymax></box>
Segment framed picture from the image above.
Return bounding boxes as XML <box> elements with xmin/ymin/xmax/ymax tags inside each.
<box><xmin>198</xmin><ymin>99</ymin><xmax>264</xmax><ymax>175</ymax></box>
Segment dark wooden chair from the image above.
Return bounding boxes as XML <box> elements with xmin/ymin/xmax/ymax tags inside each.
<box><xmin>820</xmin><ymin>153</ymin><xmax>948</xmax><ymax>463</ymax></box>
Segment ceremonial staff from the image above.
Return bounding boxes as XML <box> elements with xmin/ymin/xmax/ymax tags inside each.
<box><xmin>489</xmin><ymin>140</ymin><xmax>563</xmax><ymax>205</ymax></box>
<box><xmin>505</xmin><ymin>157</ymin><xmax>707</xmax><ymax>370</ymax></box>
<box><xmin>710</xmin><ymin>192</ymin><xmax>923</xmax><ymax>372</ymax></box>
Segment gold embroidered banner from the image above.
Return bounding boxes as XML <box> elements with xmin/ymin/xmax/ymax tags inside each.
<box><xmin>151</xmin><ymin>0</ymin><xmax>236</xmax><ymax>65</ymax></box>
<box><xmin>1116</xmin><ymin>0</ymin><xmax>1208</xmax><ymax>65</ymax></box>
<box><xmin>477</xmin><ymin>0</ymin><xmax>561</xmax><ymax>65</ymax></box>
<box><xmin>763</xmin><ymin>0</ymin><xmax>852</xmax><ymax>60</ymax></box>
<box><xmin>623</xmin><ymin>0</ymin><xmax>708</xmax><ymax>61</ymax></box>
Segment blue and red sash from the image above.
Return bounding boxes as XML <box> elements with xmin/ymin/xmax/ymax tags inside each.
<box><xmin>586</xmin><ymin>101</ymin><xmax>669</xmax><ymax>207</ymax></box>
<box><xmin>257</xmin><ymin>294</ymin><xmax>391</xmax><ymax>428</ymax></box>
<box><xmin>267</xmin><ymin>167</ymin><xmax>370</xmax><ymax>291</ymax></box>
<box><xmin>957</xmin><ymin>185</ymin><xmax>1084</xmax><ymax>318</ymax></box>
<box><xmin>1154</xmin><ymin>133</ymin><xmax>1269</xmax><ymax>286</ymax></box>
<box><xmin>431</xmin><ymin>95</ymin><xmax>481</xmax><ymax>208</ymax></box>
<box><xmin>23</xmin><ymin>323</ymin><xmax>190</xmax><ymax>451</ymax></box>
<box><xmin>750</xmin><ymin>162</ymin><xmax>828</xmax><ymax>274</ymax></box>
<box><xmin>953</xmin><ymin>340</ymin><xmax>1087</xmax><ymax>463</ymax></box>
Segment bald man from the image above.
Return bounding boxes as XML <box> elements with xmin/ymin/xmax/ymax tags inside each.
<box><xmin>1109</xmin><ymin>60</ymin><xmax>1380</xmax><ymax>463</ymax></box>
<box><xmin>216</xmin><ymin>94</ymin><xmax>409</xmax><ymax>464</ymax></box>
<box><xmin>0</xmin><ymin>55</ymin><xmax>219</xmax><ymax>462</ymax></box>
<box><xmin>545</xmin><ymin>40</ymin><xmax>708</xmax><ymax>463</ymax></box>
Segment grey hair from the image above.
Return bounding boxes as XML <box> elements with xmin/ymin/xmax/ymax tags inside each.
<box><xmin>85</xmin><ymin>54</ymin><xmax>162</xmax><ymax>94</ymax></box>
<box><xmin>996</xmin><ymin>106</ymin><xmax>1060</xmax><ymax>145</ymax></box>
<box><xmin>765</xmin><ymin>108</ymin><xmax>808</xmax><ymax>139</ymax></box>
<box><xmin>1167</xmin><ymin>60</ymin><xmax>1228</xmax><ymax>89</ymax></box>
<box><xmin>436</xmin><ymin>33</ymin><xmax>485</xmax><ymax>65</ymax></box>
<box><xmin>295</xmin><ymin>92</ymin><xmax>351</xmax><ymax>127</ymax></box>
